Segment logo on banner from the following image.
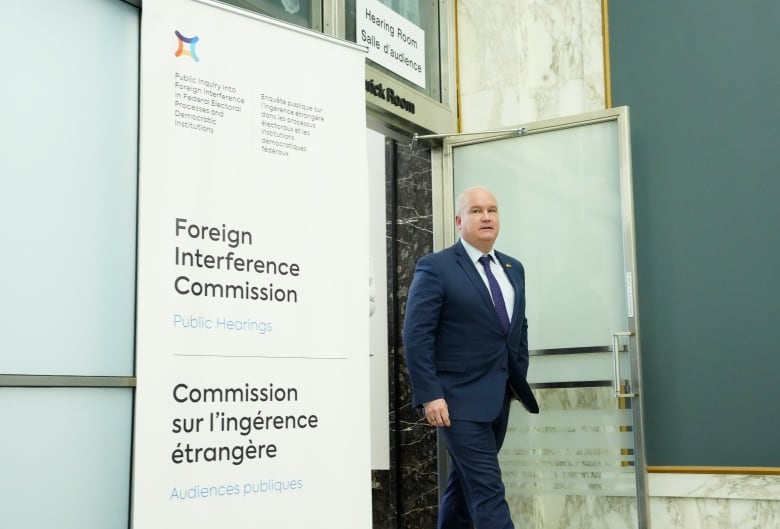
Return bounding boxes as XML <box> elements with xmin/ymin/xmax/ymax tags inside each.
<box><xmin>174</xmin><ymin>30</ymin><xmax>200</xmax><ymax>62</ymax></box>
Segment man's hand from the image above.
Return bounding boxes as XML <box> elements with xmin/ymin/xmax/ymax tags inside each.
<box><xmin>423</xmin><ymin>398</ymin><xmax>451</xmax><ymax>427</ymax></box>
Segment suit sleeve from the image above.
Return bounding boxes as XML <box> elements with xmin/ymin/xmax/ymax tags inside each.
<box><xmin>403</xmin><ymin>255</ymin><xmax>445</xmax><ymax>408</ymax></box>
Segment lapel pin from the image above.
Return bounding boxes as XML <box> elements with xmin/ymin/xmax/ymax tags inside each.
<box><xmin>505</xmin><ymin>263</ymin><xmax>512</xmax><ymax>268</ymax></box>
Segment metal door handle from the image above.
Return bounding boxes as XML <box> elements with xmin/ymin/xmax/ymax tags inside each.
<box><xmin>612</xmin><ymin>331</ymin><xmax>638</xmax><ymax>398</ymax></box>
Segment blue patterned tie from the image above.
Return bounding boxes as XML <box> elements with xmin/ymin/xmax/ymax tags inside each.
<box><xmin>479</xmin><ymin>255</ymin><xmax>511</xmax><ymax>334</ymax></box>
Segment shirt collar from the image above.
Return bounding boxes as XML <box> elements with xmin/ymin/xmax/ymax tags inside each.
<box><xmin>460</xmin><ymin>238</ymin><xmax>496</xmax><ymax>264</ymax></box>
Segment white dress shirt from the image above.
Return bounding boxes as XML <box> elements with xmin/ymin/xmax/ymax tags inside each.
<box><xmin>460</xmin><ymin>239</ymin><xmax>515</xmax><ymax>322</ymax></box>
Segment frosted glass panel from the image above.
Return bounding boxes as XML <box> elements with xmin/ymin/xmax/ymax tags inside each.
<box><xmin>0</xmin><ymin>0</ymin><xmax>139</xmax><ymax>375</ymax></box>
<box><xmin>453</xmin><ymin>122</ymin><xmax>627</xmax><ymax>351</ymax></box>
<box><xmin>527</xmin><ymin>352</ymin><xmax>614</xmax><ymax>384</ymax></box>
<box><xmin>0</xmin><ymin>387</ymin><xmax>133</xmax><ymax>529</ymax></box>
<box><xmin>502</xmin><ymin>387</ymin><xmax>637</xmax><ymax>528</ymax></box>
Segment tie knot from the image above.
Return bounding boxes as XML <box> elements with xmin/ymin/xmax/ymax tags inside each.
<box><xmin>479</xmin><ymin>254</ymin><xmax>492</xmax><ymax>265</ymax></box>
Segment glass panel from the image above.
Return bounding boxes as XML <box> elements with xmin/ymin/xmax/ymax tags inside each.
<box><xmin>450</xmin><ymin>112</ymin><xmax>641</xmax><ymax>528</ymax></box>
<box><xmin>347</xmin><ymin>0</ymin><xmax>442</xmax><ymax>101</ymax></box>
<box><xmin>0</xmin><ymin>387</ymin><xmax>133</xmax><ymax>529</ymax></box>
<box><xmin>528</xmin><ymin>352</ymin><xmax>614</xmax><ymax>384</ymax></box>
<box><xmin>219</xmin><ymin>0</ymin><xmax>317</xmax><ymax>29</ymax></box>
<box><xmin>502</xmin><ymin>388</ymin><xmax>637</xmax><ymax>529</ymax></box>
<box><xmin>452</xmin><ymin>122</ymin><xmax>626</xmax><ymax>351</ymax></box>
<box><xmin>0</xmin><ymin>0</ymin><xmax>138</xmax><ymax>376</ymax></box>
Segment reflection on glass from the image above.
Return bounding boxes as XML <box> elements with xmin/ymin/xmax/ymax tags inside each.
<box><xmin>348</xmin><ymin>0</ymin><xmax>442</xmax><ymax>102</ymax></box>
<box><xmin>380</xmin><ymin>0</ymin><xmax>420</xmax><ymax>24</ymax></box>
<box><xmin>218</xmin><ymin>0</ymin><xmax>314</xmax><ymax>29</ymax></box>
<box><xmin>501</xmin><ymin>387</ymin><xmax>638</xmax><ymax>528</ymax></box>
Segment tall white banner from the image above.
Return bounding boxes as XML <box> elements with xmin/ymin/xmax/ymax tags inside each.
<box><xmin>133</xmin><ymin>1</ymin><xmax>370</xmax><ymax>527</ymax></box>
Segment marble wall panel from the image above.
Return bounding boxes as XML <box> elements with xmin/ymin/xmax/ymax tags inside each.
<box><xmin>371</xmin><ymin>139</ymin><xmax>437</xmax><ymax>529</ymax></box>
<box><xmin>648</xmin><ymin>474</ymin><xmax>780</xmax><ymax>529</ymax></box>
<box><xmin>649</xmin><ymin>497</ymin><xmax>780</xmax><ymax>529</ymax></box>
<box><xmin>457</xmin><ymin>0</ymin><xmax>606</xmax><ymax>130</ymax></box>
<box><xmin>392</xmin><ymin>141</ymin><xmax>438</xmax><ymax>529</ymax></box>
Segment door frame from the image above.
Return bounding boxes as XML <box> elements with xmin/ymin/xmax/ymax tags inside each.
<box><xmin>431</xmin><ymin>106</ymin><xmax>650</xmax><ymax>529</ymax></box>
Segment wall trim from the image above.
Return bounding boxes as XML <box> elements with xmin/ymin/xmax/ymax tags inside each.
<box><xmin>0</xmin><ymin>375</ymin><xmax>136</xmax><ymax>388</ymax></box>
<box><xmin>648</xmin><ymin>466</ymin><xmax>780</xmax><ymax>475</ymax></box>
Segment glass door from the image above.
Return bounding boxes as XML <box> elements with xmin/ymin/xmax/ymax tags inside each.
<box><xmin>437</xmin><ymin>107</ymin><xmax>649</xmax><ymax>529</ymax></box>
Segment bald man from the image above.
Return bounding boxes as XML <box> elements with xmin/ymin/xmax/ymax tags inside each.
<box><xmin>404</xmin><ymin>186</ymin><xmax>537</xmax><ymax>529</ymax></box>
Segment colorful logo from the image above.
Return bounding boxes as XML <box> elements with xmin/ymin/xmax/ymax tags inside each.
<box><xmin>174</xmin><ymin>30</ymin><xmax>200</xmax><ymax>62</ymax></box>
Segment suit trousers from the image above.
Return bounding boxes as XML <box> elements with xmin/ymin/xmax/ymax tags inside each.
<box><xmin>438</xmin><ymin>395</ymin><xmax>513</xmax><ymax>529</ymax></box>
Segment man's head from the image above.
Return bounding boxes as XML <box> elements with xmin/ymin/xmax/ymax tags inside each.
<box><xmin>455</xmin><ymin>186</ymin><xmax>500</xmax><ymax>253</ymax></box>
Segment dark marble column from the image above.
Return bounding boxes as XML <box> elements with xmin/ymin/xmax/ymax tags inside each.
<box><xmin>371</xmin><ymin>139</ymin><xmax>439</xmax><ymax>529</ymax></box>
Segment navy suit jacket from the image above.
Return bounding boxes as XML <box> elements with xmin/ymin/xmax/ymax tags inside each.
<box><xmin>403</xmin><ymin>240</ymin><xmax>531</xmax><ymax>422</ymax></box>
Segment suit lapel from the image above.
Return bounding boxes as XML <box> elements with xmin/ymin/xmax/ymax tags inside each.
<box><xmin>453</xmin><ymin>241</ymin><xmax>494</xmax><ymax>309</ymax></box>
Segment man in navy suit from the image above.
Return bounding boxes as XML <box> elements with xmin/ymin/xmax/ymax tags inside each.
<box><xmin>403</xmin><ymin>186</ymin><xmax>537</xmax><ymax>529</ymax></box>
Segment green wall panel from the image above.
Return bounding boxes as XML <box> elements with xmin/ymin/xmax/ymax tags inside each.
<box><xmin>608</xmin><ymin>0</ymin><xmax>780</xmax><ymax>466</ymax></box>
